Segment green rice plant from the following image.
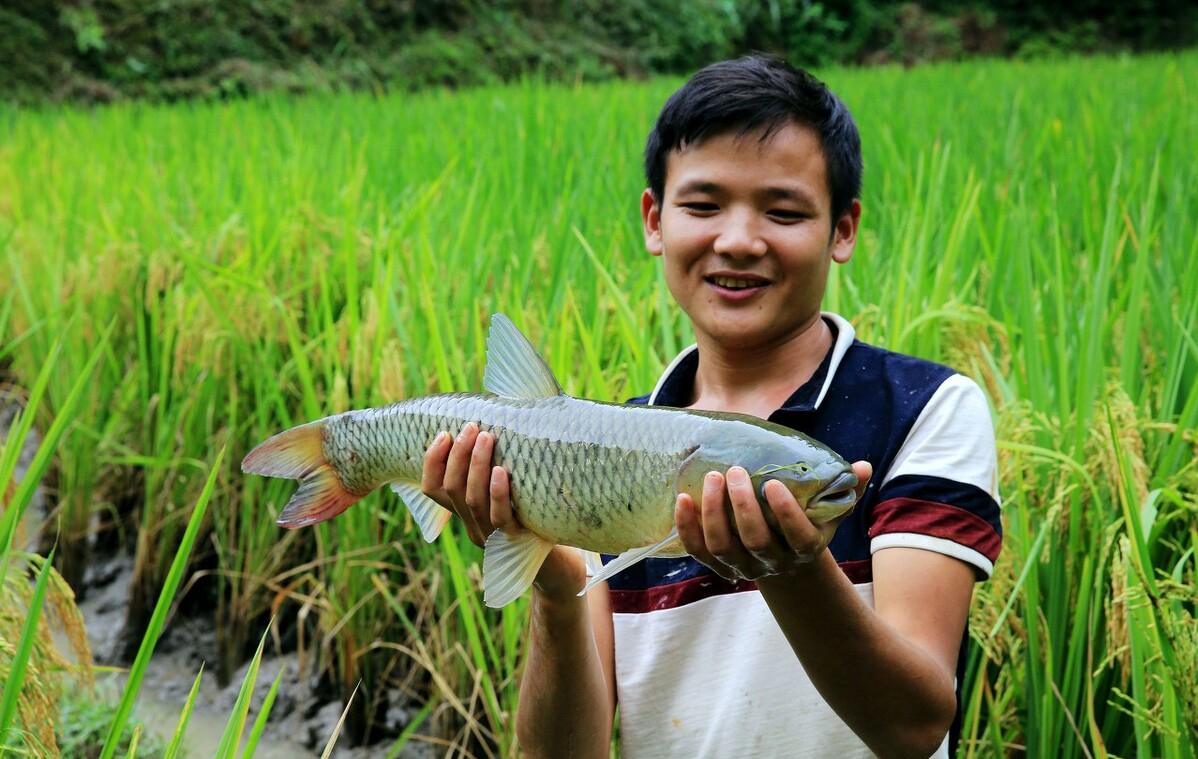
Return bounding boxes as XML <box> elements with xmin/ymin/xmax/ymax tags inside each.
<box><xmin>212</xmin><ymin>624</ymin><xmax>284</xmax><ymax>759</ymax></box>
<box><xmin>97</xmin><ymin>448</ymin><xmax>224</xmax><ymax>759</ymax></box>
<box><xmin>160</xmin><ymin>670</ymin><xmax>204</xmax><ymax>759</ymax></box>
<box><xmin>0</xmin><ymin>50</ymin><xmax>1195</xmax><ymax>756</ymax></box>
<box><xmin>831</xmin><ymin>54</ymin><xmax>1198</xmax><ymax>757</ymax></box>
<box><xmin>0</xmin><ymin>329</ymin><xmax>100</xmax><ymax>757</ymax></box>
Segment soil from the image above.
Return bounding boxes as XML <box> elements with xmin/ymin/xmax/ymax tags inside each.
<box><xmin>81</xmin><ymin>552</ymin><xmax>435</xmax><ymax>758</ymax></box>
<box><xmin>3</xmin><ymin>399</ymin><xmax>436</xmax><ymax>759</ymax></box>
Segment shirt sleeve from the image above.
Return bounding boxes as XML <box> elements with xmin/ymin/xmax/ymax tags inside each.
<box><xmin>868</xmin><ymin>374</ymin><xmax>1002</xmax><ymax>578</ymax></box>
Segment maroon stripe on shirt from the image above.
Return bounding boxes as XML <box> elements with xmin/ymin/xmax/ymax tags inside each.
<box><xmin>838</xmin><ymin>558</ymin><xmax>873</xmax><ymax>584</ymax></box>
<box><xmin>869</xmin><ymin>497</ymin><xmax>1002</xmax><ymax>562</ymax></box>
<box><xmin>608</xmin><ymin>574</ymin><xmax>756</xmax><ymax>613</ymax></box>
<box><xmin>608</xmin><ymin>559</ymin><xmax>874</xmax><ymax>614</ymax></box>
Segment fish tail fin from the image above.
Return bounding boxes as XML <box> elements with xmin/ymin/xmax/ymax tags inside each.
<box><xmin>482</xmin><ymin>529</ymin><xmax>554</xmax><ymax>608</ymax></box>
<box><xmin>273</xmin><ymin>465</ymin><xmax>360</xmax><ymax>528</ymax></box>
<box><xmin>242</xmin><ymin>420</ymin><xmax>361</xmax><ymax>528</ymax></box>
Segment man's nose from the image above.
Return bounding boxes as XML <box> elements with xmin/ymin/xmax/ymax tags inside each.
<box><xmin>712</xmin><ymin>209</ymin><xmax>768</xmax><ymax>258</ymax></box>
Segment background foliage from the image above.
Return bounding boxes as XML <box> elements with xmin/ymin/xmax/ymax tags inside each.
<box><xmin>2</xmin><ymin>0</ymin><xmax>1197</xmax><ymax>103</ymax></box>
<box><xmin>2</xmin><ymin>47</ymin><xmax>1196</xmax><ymax>755</ymax></box>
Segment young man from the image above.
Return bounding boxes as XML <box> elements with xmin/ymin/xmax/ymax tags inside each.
<box><xmin>421</xmin><ymin>56</ymin><xmax>1001</xmax><ymax>758</ymax></box>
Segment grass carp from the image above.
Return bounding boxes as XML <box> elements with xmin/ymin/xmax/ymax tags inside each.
<box><xmin>242</xmin><ymin>314</ymin><xmax>859</xmax><ymax>607</ymax></box>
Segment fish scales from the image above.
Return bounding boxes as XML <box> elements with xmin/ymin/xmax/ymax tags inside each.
<box><xmin>322</xmin><ymin>392</ymin><xmax>707</xmax><ymax>552</ymax></box>
<box><xmin>242</xmin><ymin>314</ymin><xmax>859</xmax><ymax>607</ymax></box>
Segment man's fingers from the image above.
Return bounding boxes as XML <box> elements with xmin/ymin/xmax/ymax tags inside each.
<box><xmin>419</xmin><ymin>423</ymin><xmax>500</xmax><ymax>546</ymax></box>
<box><xmin>696</xmin><ymin>471</ymin><xmax>755</xmax><ymax>580</ymax></box>
<box><xmin>465</xmin><ymin>431</ymin><xmax>495</xmax><ymax>511</ymax></box>
<box><xmin>489</xmin><ymin>465</ymin><xmax>518</xmax><ymax>531</ymax></box>
<box><xmin>443</xmin><ymin>423</ymin><xmax>480</xmax><ymax>503</ymax></box>
<box><xmin>420</xmin><ymin>431</ymin><xmax>453</xmax><ymax>505</ymax></box>
<box><xmin>675</xmin><ymin>493</ymin><xmax>729</xmax><ymax>579</ymax></box>
<box><xmin>680</xmin><ymin>464</ymin><xmax>852</xmax><ymax>580</ymax></box>
<box><xmin>763</xmin><ymin>479</ymin><xmax>823</xmax><ymax>557</ymax></box>
<box><xmin>725</xmin><ymin>466</ymin><xmax>774</xmax><ymax>554</ymax></box>
<box><xmin>851</xmin><ymin>460</ymin><xmax>873</xmax><ymax>501</ymax></box>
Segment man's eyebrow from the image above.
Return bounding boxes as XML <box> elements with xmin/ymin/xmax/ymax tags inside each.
<box><xmin>670</xmin><ymin>179</ymin><xmax>820</xmax><ymax>207</ymax></box>
<box><xmin>671</xmin><ymin>179</ymin><xmax>720</xmax><ymax>196</ymax></box>
<box><xmin>760</xmin><ymin>185</ymin><xmax>818</xmax><ymax>205</ymax></box>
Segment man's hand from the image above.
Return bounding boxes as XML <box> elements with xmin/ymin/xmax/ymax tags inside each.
<box><xmin>420</xmin><ymin>424</ymin><xmax>587</xmax><ymax>600</ymax></box>
<box><xmin>420</xmin><ymin>423</ymin><xmax>508</xmax><ymax>546</ymax></box>
<box><xmin>676</xmin><ymin>460</ymin><xmax>872</xmax><ymax>581</ymax></box>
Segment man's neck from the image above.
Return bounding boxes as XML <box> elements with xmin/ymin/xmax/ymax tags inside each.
<box><xmin>687</xmin><ymin>316</ymin><xmax>833</xmax><ymax>419</ymax></box>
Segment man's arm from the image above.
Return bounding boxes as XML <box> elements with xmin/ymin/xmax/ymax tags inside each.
<box><xmin>677</xmin><ymin>464</ymin><xmax>973</xmax><ymax>759</ymax></box>
<box><xmin>421</xmin><ymin>427</ymin><xmax>616</xmax><ymax>759</ymax></box>
<box><xmin>758</xmin><ymin>548</ymin><xmax>971</xmax><ymax>759</ymax></box>
<box><xmin>517</xmin><ymin>559</ymin><xmax>617</xmax><ymax>759</ymax></box>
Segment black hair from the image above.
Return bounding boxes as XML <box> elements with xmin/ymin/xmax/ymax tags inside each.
<box><xmin>643</xmin><ymin>55</ymin><xmax>863</xmax><ymax>220</ymax></box>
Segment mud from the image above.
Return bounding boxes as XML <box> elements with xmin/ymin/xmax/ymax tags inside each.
<box><xmin>5</xmin><ymin>399</ymin><xmax>436</xmax><ymax>758</ymax></box>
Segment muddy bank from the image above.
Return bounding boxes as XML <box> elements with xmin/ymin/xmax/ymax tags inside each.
<box><xmin>4</xmin><ymin>397</ymin><xmax>436</xmax><ymax>758</ymax></box>
<box><xmin>79</xmin><ymin>532</ymin><xmax>438</xmax><ymax>758</ymax></box>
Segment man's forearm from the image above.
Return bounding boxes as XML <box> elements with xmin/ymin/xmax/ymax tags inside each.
<box><xmin>516</xmin><ymin>589</ymin><xmax>614</xmax><ymax>759</ymax></box>
<box><xmin>757</xmin><ymin>552</ymin><xmax>963</xmax><ymax>759</ymax></box>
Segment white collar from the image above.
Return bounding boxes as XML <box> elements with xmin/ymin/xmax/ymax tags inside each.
<box><xmin>647</xmin><ymin>311</ymin><xmax>857</xmax><ymax>410</ymax></box>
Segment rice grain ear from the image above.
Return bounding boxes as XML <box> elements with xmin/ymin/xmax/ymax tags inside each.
<box><xmin>0</xmin><ymin>551</ymin><xmax>63</xmax><ymax>758</ymax></box>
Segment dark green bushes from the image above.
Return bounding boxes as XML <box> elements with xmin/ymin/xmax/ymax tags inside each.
<box><xmin>2</xmin><ymin>2</ymin><xmax>1196</xmax><ymax>117</ymax></box>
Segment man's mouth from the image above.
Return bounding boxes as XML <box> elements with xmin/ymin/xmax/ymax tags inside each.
<box><xmin>707</xmin><ymin>275</ymin><xmax>769</xmax><ymax>291</ymax></box>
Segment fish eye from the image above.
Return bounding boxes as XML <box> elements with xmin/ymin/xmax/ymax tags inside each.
<box><xmin>751</xmin><ymin>462</ymin><xmax>813</xmax><ymax>479</ymax></box>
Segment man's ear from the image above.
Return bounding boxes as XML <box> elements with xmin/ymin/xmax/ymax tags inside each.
<box><xmin>641</xmin><ymin>189</ymin><xmax>664</xmax><ymax>256</ymax></box>
<box><xmin>831</xmin><ymin>199</ymin><xmax>862</xmax><ymax>264</ymax></box>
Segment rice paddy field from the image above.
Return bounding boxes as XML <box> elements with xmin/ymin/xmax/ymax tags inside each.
<box><xmin>1</xmin><ymin>49</ymin><xmax>1197</xmax><ymax>757</ymax></box>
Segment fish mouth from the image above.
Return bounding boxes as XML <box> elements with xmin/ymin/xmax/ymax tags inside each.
<box><xmin>811</xmin><ymin>471</ymin><xmax>859</xmax><ymax>511</ymax></box>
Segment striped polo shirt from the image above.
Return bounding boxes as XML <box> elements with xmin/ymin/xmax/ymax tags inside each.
<box><xmin>602</xmin><ymin>312</ymin><xmax>1002</xmax><ymax>758</ymax></box>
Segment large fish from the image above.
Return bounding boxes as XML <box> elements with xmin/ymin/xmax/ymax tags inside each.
<box><xmin>242</xmin><ymin>314</ymin><xmax>859</xmax><ymax>607</ymax></box>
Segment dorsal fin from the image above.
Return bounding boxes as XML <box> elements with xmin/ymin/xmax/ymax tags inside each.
<box><xmin>483</xmin><ymin>314</ymin><xmax>564</xmax><ymax>399</ymax></box>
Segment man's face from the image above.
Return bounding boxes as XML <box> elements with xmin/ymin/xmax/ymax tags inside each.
<box><xmin>641</xmin><ymin>122</ymin><xmax>860</xmax><ymax>354</ymax></box>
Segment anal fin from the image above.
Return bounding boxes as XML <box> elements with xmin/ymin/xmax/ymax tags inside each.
<box><xmin>579</xmin><ymin>549</ymin><xmax>604</xmax><ymax>577</ymax></box>
<box><xmin>391</xmin><ymin>481</ymin><xmax>452</xmax><ymax>542</ymax></box>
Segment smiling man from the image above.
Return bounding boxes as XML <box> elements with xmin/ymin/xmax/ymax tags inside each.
<box><xmin>422</xmin><ymin>56</ymin><xmax>1002</xmax><ymax>758</ymax></box>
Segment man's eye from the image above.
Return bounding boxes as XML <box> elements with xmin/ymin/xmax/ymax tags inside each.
<box><xmin>768</xmin><ymin>209</ymin><xmax>805</xmax><ymax>221</ymax></box>
<box><xmin>681</xmin><ymin>202</ymin><xmax>718</xmax><ymax>213</ymax></box>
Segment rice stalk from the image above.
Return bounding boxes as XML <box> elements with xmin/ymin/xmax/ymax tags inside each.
<box><xmin>0</xmin><ymin>52</ymin><xmax>1195</xmax><ymax>753</ymax></box>
<box><xmin>160</xmin><ymin>668</ymin><xmax>203</xmax><ymax>759</ymax></box>
<box><xmin>98</xmin><ymin>447</ymin><xmax>225</xmax><ymax>759</ymax></box>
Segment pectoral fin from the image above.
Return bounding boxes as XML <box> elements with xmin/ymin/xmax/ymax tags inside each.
<box><xmin>579</xmin><ymin>528</ymin><xmax>681</xmax><ymax>596</ymax></box>
<box><xmin>482</xmin><ymin>529</ymin><xmax>555</xmax><ymax>608</ymax></box>
<box><xmin>391</xmin><ymin>481</ymin><xmax>452</xmax><ymax>542</ymax></box>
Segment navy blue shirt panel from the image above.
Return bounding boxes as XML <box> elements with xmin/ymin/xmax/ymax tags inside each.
<box><xmin>604</xmin><ymin>335</ymin><xmax>1000</xmax><ymax>592</ymax></box>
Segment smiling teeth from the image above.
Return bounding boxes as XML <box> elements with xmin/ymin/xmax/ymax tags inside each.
<box><xmin>711</xmin><ymin>276</ymin><xmax>761</xmax><ymax>289</ymax></box>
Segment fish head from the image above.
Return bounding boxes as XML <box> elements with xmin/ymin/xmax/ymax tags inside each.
<box><xmin>748</xmin><ymin>458</ymin><xmax>859</xmax><ymax>527</ymax></box>
<box><xmin>674</xmin><ymin>419</ymin><xmax>862</xmax><ymax>537</ymax></box>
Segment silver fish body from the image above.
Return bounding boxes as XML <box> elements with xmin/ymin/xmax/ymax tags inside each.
<box><xmin>317</xmin><ymin>391</ymin><xmax>853</xmax><ymax>554</ymax></box>
<box><xmin>243</xmin><ymin>314</ymin><xmax>858</xmax><ymax>606</ymax></box>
